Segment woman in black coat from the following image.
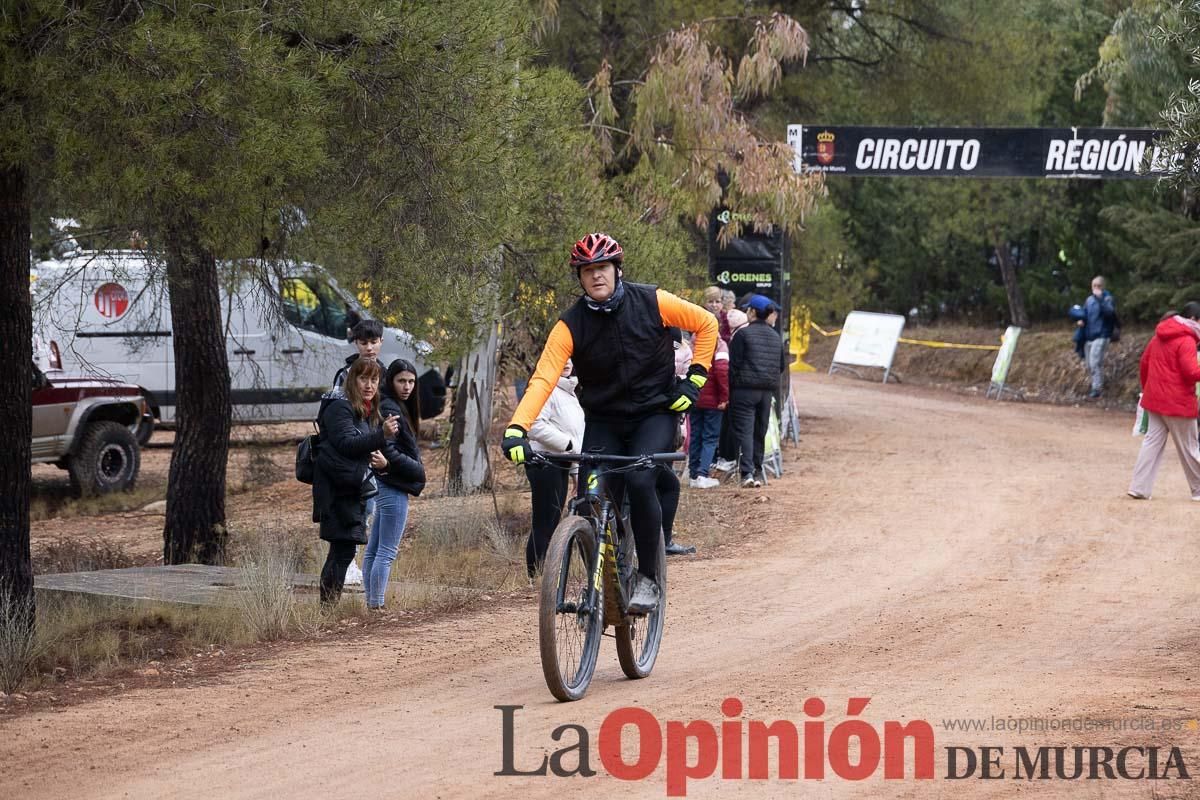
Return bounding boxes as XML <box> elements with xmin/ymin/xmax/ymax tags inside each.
<box><xmin>362</xmin><ymin>359</ymin><xmax>426</xmax><ymax>609</ymax></box>
<box><xmin>313</xmin><ymin>357</ymin><xmax>398</xmax><ymax>604</ymax></box>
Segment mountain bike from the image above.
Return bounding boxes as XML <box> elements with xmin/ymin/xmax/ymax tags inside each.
<box><xmin>530</xmin><ymin>450</ymin><xmax>684</xmax><ymax>702</ymax></box>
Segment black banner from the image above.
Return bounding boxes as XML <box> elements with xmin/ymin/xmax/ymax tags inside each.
<box><xmin>708</xmin><ymin>208</ymin><xmax>790</xmax><ymax>336</ymax></box>
<box><xmin>787</xmin><ymin>125</ymin><xmax>1172</xmax><ymax>179</ymax></box>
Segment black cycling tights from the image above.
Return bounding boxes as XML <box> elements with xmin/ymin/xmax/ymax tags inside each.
<box><xmin>581</xmin><ymin>412</ymin><xmax>677</xmax><ymax>581</ymax></box>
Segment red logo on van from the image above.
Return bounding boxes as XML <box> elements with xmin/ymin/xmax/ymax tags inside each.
<box><xmin>94</xmin><ymin>283</ymin><xmax>130</xmax><ymax>319</ymax></box>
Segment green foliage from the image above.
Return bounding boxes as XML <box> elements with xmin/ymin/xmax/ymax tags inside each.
<box><xmin>792</xmin><ymin>203</ymin><xmax>867</xmax><ymax>325</ymax></box>
<box><xmin>1076</xmin><ymin>0</ymin><xmax>1196</xmax><ymax>127</ymax></box>
<box><xmin>1154</xmin><ymin>1</ymin><xmax>1200</xmax><ymax>191</ymax></box>
<box><xmin>41</xmin><ymin>3</ymin><xmax>331</xmax><ymax>255</ymax></box>
<box><xmin>773</xmin><ymin>0</ymin><xmax>1168</xmax><ymax>324</ymax></box>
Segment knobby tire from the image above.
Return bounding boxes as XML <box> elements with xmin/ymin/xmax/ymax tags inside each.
<box><xmin>539</xmin><ymin>516</ymin><xmax>604</xmax><ymax>702</ymax></box>
<box><xmin>615</xmin><ymin>529</ymin><xmax>666</xmax><ymax>679</ymax></box>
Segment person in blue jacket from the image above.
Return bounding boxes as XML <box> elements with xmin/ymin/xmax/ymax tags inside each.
<box><xmin>1069</xmin><ymin>304</ymin><xmax>1086</xmax><ymax>360</ymax></box>
<box><xmin>1077</xmin><ymin>276</ymin><xmax>1117</xmax><ymax>398</ymax></box>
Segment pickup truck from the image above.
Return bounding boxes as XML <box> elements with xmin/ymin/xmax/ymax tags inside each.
<box><xmin>32</xmin><ymin>362</ymin><xmax>151</xmax><ymax>495</ymax></box>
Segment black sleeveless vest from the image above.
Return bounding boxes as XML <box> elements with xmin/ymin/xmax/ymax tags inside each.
<box><xmin>560</xmin><ymin>282</ymin><xmax>675</xmax><ymax>420</ymax></box>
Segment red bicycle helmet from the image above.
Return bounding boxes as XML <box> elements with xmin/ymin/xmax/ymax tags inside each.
<box><xmin>569</xmin><ymin>232</ymin><xmax>623</xmax><ymax>269</ymax></box>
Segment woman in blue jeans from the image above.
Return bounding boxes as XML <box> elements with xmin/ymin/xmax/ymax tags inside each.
<box><xmin>364</xmin><ymin>359</ymin><xmax>426</xmax><ymax>610</ymax></box>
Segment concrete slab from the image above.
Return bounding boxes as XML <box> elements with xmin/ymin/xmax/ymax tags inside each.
<box><xmin>34</xmin><ymin>564</ymin><xmax>480</xmax><ymax>608</ymax></box>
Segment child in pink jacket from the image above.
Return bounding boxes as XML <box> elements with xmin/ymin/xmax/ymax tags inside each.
<box><xmin>688</xmin><ymin>336</ymin><xmax>729</xmax><ymax>488</ymax></box>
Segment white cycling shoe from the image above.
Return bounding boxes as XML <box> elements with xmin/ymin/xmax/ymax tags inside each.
<box><xmin>627</xmin><ymin>574</ymin><xmax>661</xmax><ymax>614</ymax></box>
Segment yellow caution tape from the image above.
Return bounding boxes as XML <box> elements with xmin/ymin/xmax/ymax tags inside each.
<box><xmin>897</xmin><ymin>337</ymin><xmax>1000</xmax><ymax>351</ymax></box>
<box><xmin>808</xmin><ymin>321</ymin><xmax>1000</xmax><ymax>351</ymax></box>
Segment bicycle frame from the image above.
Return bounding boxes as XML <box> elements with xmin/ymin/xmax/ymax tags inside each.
<box><xmin>540</xmin><ymin>451</ymin><xmax>683</xmax><ymax>622</ymax></box>
<box><xmin>556</xmin><ymin>467</ymin><xmax>631</xmax><ymax>619</ymax></box>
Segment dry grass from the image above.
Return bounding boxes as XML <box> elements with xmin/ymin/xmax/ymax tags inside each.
<box><xmin>227</xmin><ymin>521</ymin><xmax>322</xmax><ymax>574</ymax></box>
<box><xmin>32</xmin><ymin>536</ymin><xmax>143</xmax><ymax>575</ymax></box>
<box><xmin>229</xmin><ymin>443</ymin><xmax>291</xmax><ymax>495</ymax></box>
<box><xmin>389</xmin><ymin>493</ymin><xmax>529</xmax><ymax>610</ymax></box>
<box><xmin>234</xmin><ymin>538</ymin><xmax>301</xmax><ymax>641</ymax></box>
<box><xmin>0</xmin><ymin>586</ymin><xmax>43</xmax><ymax>694</ymax></box>
<box><xmin>29</xmin><ymin>485</ymin><xmax>165</xmax><ymax>523</ymax></box>
<box><xmin>14</xmin><ymin>593</ymin><xmax>253</xmax><ymax>691</ymax></box>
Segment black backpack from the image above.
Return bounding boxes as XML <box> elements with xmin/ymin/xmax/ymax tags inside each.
<box><xmin>295</xmin><ymin>421</ymin><xmax>320</xmax><ymax>484</ymax></box>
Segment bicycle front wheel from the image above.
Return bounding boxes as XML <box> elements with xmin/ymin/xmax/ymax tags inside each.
<box><xmin>539</xmin><ymin>516</ymin><xmax>604</xmax><ymax>702</ymax></box>
<box><xmin>615</xmin><ymin>530</ymin><xmax>666</xmax><ymax>679</ymax></box>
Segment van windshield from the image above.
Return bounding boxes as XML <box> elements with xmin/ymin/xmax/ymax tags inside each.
<box><xmin>281</xmin><ymin>275</ymin><xmax>357</xmax><ymax>340</ymax></box>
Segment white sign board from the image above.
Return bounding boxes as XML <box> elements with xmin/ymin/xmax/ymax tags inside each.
<box><xmin>829</xmin><ymin>311</ymin><xmax>905</xmax><ymax>383</ymax></box>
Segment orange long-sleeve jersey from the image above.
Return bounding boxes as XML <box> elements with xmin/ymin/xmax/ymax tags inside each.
<box><xmin>510</xmin><ymin>288</ymin><xmax>718</xmax><ymax>431</ymax></box>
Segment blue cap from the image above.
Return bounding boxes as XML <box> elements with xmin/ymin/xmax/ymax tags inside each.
<box><xmin>748</xmin><ymin>294</ymin><xmax>776</xmax><ymax>314</ymax></box>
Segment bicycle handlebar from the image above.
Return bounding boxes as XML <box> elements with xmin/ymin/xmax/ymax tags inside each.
<box><xmin>529</xmin><ymin>451</ymin><xmax>685</xmax><ymax>467</ymax></box>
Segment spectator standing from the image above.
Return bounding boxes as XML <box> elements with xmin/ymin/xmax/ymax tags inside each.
<box><xmin>332</xmin><ymin>319</ymin><xmax>387</xmax><ymax>393</ymax></box>
<box><xmin>728</xmin><ymin>296</ymin><xmax>786</xmax><ymax>488</ymax></box>
<box><xmin>326</xmin><ymin>318</ymin><xmax>393</xmax><ymax>587</ymax></box>
<box><xmin>689</xmin><ymin>336</ymin><xmax>728</xmax><ymax>488</ymax></box>
<box><xmin>313</xmin><ymin>358</ymin><xmax>399</xmax><ymax>605</ymax></box>
<box><xmin>363</xmin><ymin>359</ymin><xmax>426</xmax><ymax>610</ymax></box>
<box><xmin>525</xmin><ymin>358</ymin><xmax>585</xmax><ymax>576</ymax></box>
<box><xmin>1079</xmin><ymin>276</ymin><xmax>1117</xmax><ymax>399</ymax></box>
<box><xmin>720</xmin><ymin>289</ymin><xmax>736</xmax><ymax>317</ymax></box>
<box><xmin>1127</xmin><ymin>303</ymin><xmax>1200</xmax><ymax>500</ymax></box>
<box><xmin>726</xmin><ymin>309</ymin><xmax>749</xmax><ymax>337</ymax></box>
<box><xmin>704</xmin><ymin>286</ymin><xmax>731</xmax><ymax>342</ymax></box>
<box><xmin>712</xmin><ymin>308</ymin><xmax>750</xmax><ymax>474</ymax></box>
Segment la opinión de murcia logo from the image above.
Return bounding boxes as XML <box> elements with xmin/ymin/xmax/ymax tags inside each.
<box><xmin>496</xmin><ymin>698</ymin><xmax>1191</xmax><ymax>796</ymax></box>
<box><xmin>497</xmin><ymin>697</ymin><xmax>935</xmax><ymax>796</ymax></box>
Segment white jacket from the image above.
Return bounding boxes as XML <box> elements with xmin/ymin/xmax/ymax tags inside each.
<box><xmin>529</xmin><ymin>376</ymin><xmax>585</xmax><ymax>454</ymax></box>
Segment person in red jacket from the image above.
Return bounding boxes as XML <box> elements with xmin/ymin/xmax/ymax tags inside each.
<box><xmin>1128</xmin><ymin>302</ymin><xmax>1200</xmax><ymax>500</ymax></box>
<box><xmin>688</xmin><ymin>336</ymin><xmax>729</xmax><ymax>488</ymax></box>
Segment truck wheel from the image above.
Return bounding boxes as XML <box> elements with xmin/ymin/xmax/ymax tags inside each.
<box><xmin>68</xmin><ymin>421</ymin><xmax>140</xmax><ymax>496</ymax></box>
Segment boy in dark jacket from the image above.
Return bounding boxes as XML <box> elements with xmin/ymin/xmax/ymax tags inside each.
<box><xmin>331</xmin><ymin>319</ymin><xmax>386</xmax><ymax>393</ymax></box>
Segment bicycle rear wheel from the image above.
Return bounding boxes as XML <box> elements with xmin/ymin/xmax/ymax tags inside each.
<box><xmin>539</xmin><ymin>516</ymin><xmax>604</xmax><ymax>702</ymax></box>
<box><xmin>615</xmin><ymin>528</ymin><xmax>666</xmax><ymax>679</ymax></box>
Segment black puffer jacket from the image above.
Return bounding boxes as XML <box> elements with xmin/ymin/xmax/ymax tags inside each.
<box><xmin>312</xmin><ymin>397</ymin><xmax>386</xmax><ymax>543</ymax></box>
<box><xmin>729</xmin><ymin>320</ymin><xmax>786</xmax><ymax>390</ymax></box>
<box><xmin>376</xmin><ymin>394</ymin><xmax>425</xmax><ymax>496</ymax></box>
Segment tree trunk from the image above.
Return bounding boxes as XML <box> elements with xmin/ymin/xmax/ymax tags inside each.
<box><xmin>0</xmin><ymin>163</ymin><xmax>35</xmax><ymax>628</ymax></box>
<box><xmin>162</xmin><ymin>217</ymin><xmax>232</xmax><ymax>565</ymax></box>
<box><xmin>447</xmin><ymin>321</ymin><xmax>499</xmax><ymax>495</ymax></box>
<box><xmin>992</xmin><ymin>231</ymin><xmax>1030</xmax><ymax>328</ymax></box>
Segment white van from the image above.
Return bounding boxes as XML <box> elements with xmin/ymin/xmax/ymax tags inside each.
<box><xmin>32</xmin><ymin>251</ymin><xmax>440</xmax><ymax>430</ymax></box>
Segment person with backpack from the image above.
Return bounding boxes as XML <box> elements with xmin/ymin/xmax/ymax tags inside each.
<box><xmin>313</xmin><ymin>358</ymin><xmax>399</xmax><ymax>605</ymax></box>
<box><xmin>1078</xmin><ymin>276</ymin><xmax>1118</xmax><ymax>399</ymax></box>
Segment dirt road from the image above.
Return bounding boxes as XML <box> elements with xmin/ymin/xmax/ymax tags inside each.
<box><xmin>5</xmin><ymin>375</ymin><xmax>1199</xmax><ymax>798</ymax></box>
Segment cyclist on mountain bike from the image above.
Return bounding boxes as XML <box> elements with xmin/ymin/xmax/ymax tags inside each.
<box><xmin>502</xmin><ymin>232</ymin><xmax>718</xmax><ymax>613</ymax></box>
